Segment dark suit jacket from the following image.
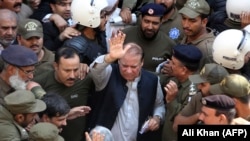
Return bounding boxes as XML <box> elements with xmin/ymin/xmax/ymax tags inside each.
<box><xmin>43</xmin><ymin>22</ymin><xmax>63</xmax><ymax>51</ymax></box>
<box><xmin>30</xmin><ymin>1</ymin><xmax>52</xmax><ymax>22</ymax></box>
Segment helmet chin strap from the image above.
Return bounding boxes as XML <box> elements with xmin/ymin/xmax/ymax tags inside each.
<box><xmin>237</xmin><ymin>30</ymin><xmax>246</xmax><ymax>50</ymax></box>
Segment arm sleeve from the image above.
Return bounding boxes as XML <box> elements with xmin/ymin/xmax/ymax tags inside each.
<box><xmin>89</xmin><ymin>55</ymin><xmax>112</xmax><ymax>91</ymax></box>
<box><xmin>121</xmin><ymin>0</ymin><xmax>137</xmax><ymax>9</ymax></box>
<box><xmin>153</xmin><ymin>78</ymin><xmax>166</xmax><ymax>121</ymax></box>
<box><xmin>29</xmin><ymin>2</ymin><xmax>52</xmax><ymax>22</ymax></box>
<box><xmin>31</xmin><ymin>86</ymin><xmax>46</xmax><ymax>99</ymax></box>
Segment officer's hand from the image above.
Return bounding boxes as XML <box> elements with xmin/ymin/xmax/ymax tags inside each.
<box><xmin>120</xmin><ymin>7</ymin><xmax>132</xmax><ymax>24</ymax></box>
<box><xmin>26</xmin><ymin>81</ymin><xmax>41</xmax><ymax>90</ymax></box>
<box><xmin>161</xmin><ymin>59</ymin><xmax>173</xmax><ymax>76</ymax></box>
<box><xmin>67</xmin><ymin>106</ymin><xmax>91</xmax><ymax>120</ymax></box>
<box><xmin>241</xmin><ymin>11</ymin><xmax>250</xmax><ymax>28</ymax></box>
<box><xmin>78</xmin><ymin>63</ymin><xmax>89</xmax><ymax>80</ymax></box>
<box><xmin>59</xmin><ymin>26</ymin><xmax>81</xmax><ymax>41</ymax></box>
<box><xmin>164</xmin><ymin>80</ymin><xmax>178</xmax><ymax>103</ymax></box>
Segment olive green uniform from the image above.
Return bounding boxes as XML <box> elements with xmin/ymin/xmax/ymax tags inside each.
<box><xmin>0</xmin><ymin>105</ymin><xmax>29</xmax><ymax>141</ymax></box>
<box><xmin>0</xmin><ymin>77</ymin><xmax>14</xmax><ymax>105</ymax></box>
<box><xmin>181</xmin><ymin>28</ymin><xmax>215</xmax><ymax>70</ymax></box>
<box><xmin>123</xmin><ymin>26</ymin><xmax>176</xmax><ymax>72</ymax></box>
<box><xmin>180</xmin><ymin>92</ymin><xmax>202</xmax><ymax>116</ymax></box>
<box><xmin>33</xmin><ymin>70</ymin><xmax>94</xmax><ymax>141</ymax></box>
<box><xmin>162</xmin><ymin>78</ymin><xmax>191</xmax><ymax>141</ymax></box>
<box><xmin>121</xmin><ymin>0</ymin><xmax>137</xmax><ymax>10</ymax></box>
<box><xmin>160</xmin><ymin>7</ymin><xmax>184</xmax><ymax>44</ymax></box>
<box><xmin>34</xmin><ymin>47</ymin><xmax>54</xmax><ymax>76</ymax></box>
<box><xmin>121</xmin><ymin>0</ymin><xmax>150</xmax><ymax>11</ymax></box>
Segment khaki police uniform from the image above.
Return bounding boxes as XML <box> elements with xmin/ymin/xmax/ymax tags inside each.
<box><xmin>0</xmin><ymin>105</ymin><xmax>29</xmax><ymax>141</ymax></box>
<box><xmin>161</xmin><ymin>44</ymin><xmax>202</xmax><ymax>141</ymax></box>
<box><xmin>0</xmin><ymin>77</ymin><xmax>14</xmax><ymax>105</ymax></box>
<box><xmin>29</xmin><ymin>123</ymin><xmax>64</xmax><ymax>141</ymax></box>
<box><xmin>181</xmin><ymin>28</ymin><xmax>215</xmax><ymax>70</ymax></box>
<box><xmin>162</xmin><ymin>78</ymin><xmax>191</xmax><ymax>141</ymax></box>
<box><xmin>0</xmin><ymin>90</ymin><xmax>46</xmax><ymax>141</ymax></box>
<box><xmin>34</xmin><ymin>47</ymin><xmax>54</xmax><ymax>76</ymax></box>
<box><xmin>123</xmin><ymin>3</ymin><xmax>176</xmax><ymax>73</ymax></box>
<box><xmin>179</xmin><ymin>0</ymin><xmax>215</xmax><ymax>70</ymax></box>
<box><xmin>0</xmin><ymin>45</ymin><xmax>38</xmax><ymax>104</ymax></box>
<box><xmin>160</xmin><ymin>7</ymin><xmax>184</xmax><ymax>44</ymax></box>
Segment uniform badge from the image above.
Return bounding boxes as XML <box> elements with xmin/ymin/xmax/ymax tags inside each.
<box><xmin>188</xmin><ymin>0</ymin><xmax>200</xmax><ymax>9</ymax></box>
<box><xmin>148</xmin><ymin>8</ymin><xmax>154</xmax><ymax>15</ymax></box>
<box><xmin>25</xmin><ymin>22</ymin><xmax>38</xmax><ymax>31</ymax></box>
<box><xmin>169</xmin><ymin>27</ymin><xmax>180</xmax><ymax>39</ymax></box>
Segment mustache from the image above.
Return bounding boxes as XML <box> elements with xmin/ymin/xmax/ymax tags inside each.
<box><xmin>14</xmin><ymin>3</ymin><xmax>22</xmax><ymax>8</ymax></box>
<box><xmin>67</xmin><ymin>78</ymin><xmax>75</xmax><ymax>81</ymax></box>
<box><xmin>31</xmin><ymin>45</ymin><xmax>39</xmax><ymax>48</ymax></box>
<box><xmin>183</xmin><ymin>27</ymin><xmax>192</xmax><ymax>31</ymax></box>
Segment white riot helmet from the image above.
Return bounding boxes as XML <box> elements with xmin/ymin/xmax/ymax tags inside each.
<box><xmin>212</xmin><ymin>29</ymin><xmax>250</xmax><ymax>70</ymax></box>
<box><xmin>226</xmin><ymin>0</ymin><xmax>250</xmax><ymax>22</ymax></box>
<box><xmin>71</xmin><ymin>0</ymin><xmax>108</xmax><ymax>28</ymax></box>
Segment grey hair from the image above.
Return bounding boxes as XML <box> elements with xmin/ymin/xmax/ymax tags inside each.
<box><xmin>90</xmin><ymin>126</ymin><xmax>114</xmax><ymax>141</ymax></box>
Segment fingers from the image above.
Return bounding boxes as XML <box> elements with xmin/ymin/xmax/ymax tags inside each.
<box><xmin>78</xmin><ymin>63</ymin><xmax>89</xmax><ymax>80</ymax></box>
<box><xmin>93</xmin><ymin>131</ymin><xmax>105</xmax><ymax>141</ymax></box>
<box><xmin>109</xmin><ymin>30</ymin><xmax>126</xmax><ymax>46</ymax></box>
<box><xmin>78</xmin><ymin>106</ymin><xmax>91</xmax><ymax>115</ymax></box>
<box><xmin>59</xmin><ymin>27</ymin><xmax>81</xmax><ymax>40</ymax></box>
<box><xmin>83</xmin><ymin>106</ymin><xmax>91</xmax><ymax>111</ymax></box>
<box><xmin>80</xmin><ymin>106</ymin><xmax>91</xmax><ymax>115</ymax></box>
<box><xmin>241</xmin><ymin>11</ymin><xmax>250</xmax><ymax>28</ymax></box>
<box><xmin>85</xmin><ymin>131</ymin><xmax>105</xmax><ymax>141</ymax></box>
<box><xmin>147</xmin><ymin>117</ymin><xmax>160</xmax><ymax>131</ymax></box>
<box><xmin>165</xmin><ymin>80</ymin><xmax>178</xmax><ymax>102</ymax></box>
<box><xmin>85</xmin><ymin>132</ymin><xmax>92</xmax><ymax>141</ymax></box>
<box><xmin>120</xmin><ymin>8</ymin><xmax>132</xmax><ymax>24</ymax></box>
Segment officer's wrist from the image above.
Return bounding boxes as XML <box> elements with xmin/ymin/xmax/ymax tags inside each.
<box><xmin>31</xmin><ymin>86</ymin><xmax>46</xmax><ymax>99</ymax></box>
<box><xmin>122</xmin><ymin>7</ymin><xmax>131</xmax><ymax>12</ymax></box>
<box><xmin>154</xmin><ymin>115</ymin><xmax>162</xmax><ymax>124</ymax></box>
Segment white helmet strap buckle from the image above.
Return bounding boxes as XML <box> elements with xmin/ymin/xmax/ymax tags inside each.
<box><xmin>237</xmin><ymin>30</ymin><xmax>247</xmax><ymax>51</ymax></box>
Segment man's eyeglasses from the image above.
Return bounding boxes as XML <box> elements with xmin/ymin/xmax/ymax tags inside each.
<box><xmin>17</xmin><ymin>67</ymin><xmax>35</xmax><ymax>75</ymax></box>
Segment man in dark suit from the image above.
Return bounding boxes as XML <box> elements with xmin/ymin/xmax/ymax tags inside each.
<box><xmin>42</xmin><ymin>0</ymin><xmax>80</xmax><ymax>52</ymax></box>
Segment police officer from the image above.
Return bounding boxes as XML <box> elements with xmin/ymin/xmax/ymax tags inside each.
<box><xmin>29</xmin><ymin>122</ymin><xmax>64</xmax><ymax>141</ymax></box>
<box><xmin>122</xmin><ymin>3</ymin><xmax>176</xmax><ymax>73</ymax></box>
<box><xmin>210</xmin><ymin>74</ymin><xmax>250</xmax><ymax>121</ymax></box>
<box><xmin>0</xmin><ymin>45</ymin><xmax>38</xmax><ymax>105</ymax></box>
<box><xmin>154</xmin><ymin>0</ymin><xmax>184</xmax><ymax>44</ymax></box>
<box><xmin>198</xmin><ymin>95</ymin><xmax>236</xmax><ymax>124</ymax></box>
<box><xmin>0</xmin><ymin>90</ymin><xmax>46</xmax><ymax>141</ymax></box>
<box><xmin>179</xmin><ymin>0</ymin><xmax>215</xmax><ymax>70</ymax></box>
<box><xmin>17</xmin><ymin>18</ymin><xmax>55</xmax><ymax>76</ymax></box>
<box><xmin>173</xmin><ymin>63</ymin><xmax>229</xmax><ymax>131</ymax></box>
<box><xmin>162</xmin><ymin>44</ymin><xmax>202</xmax><ymax>141</ymax></box>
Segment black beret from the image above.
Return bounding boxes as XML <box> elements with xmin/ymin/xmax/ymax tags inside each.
<box><xmin>201</xmin><ymin>95</ymin><xmax>235</xmax><ymax>110</ymax></box>
<box><xmin>173</xmin><ymin>44</ymin><xmax>202</xmax><ymax>64</ymax></box>
<box><xmin>1</xmin><ymin>45</ymin><xmax>38</xmax><ymax>67</ymax></box>
<box><xmin>140</xmin><ymin>3</ymin><xmax>166</xmax><ymax>17</ymax></box>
